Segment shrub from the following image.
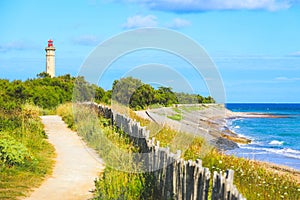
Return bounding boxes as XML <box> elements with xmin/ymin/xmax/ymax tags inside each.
<box><xmin>22</xmin><ymin>103</ymin><xmax>42</xmax><ymax>119</ymax></box>
<box><xmin>0</xmin><ymin>135</ymin><xmax>33</xmax><ymax>166</ymax></box>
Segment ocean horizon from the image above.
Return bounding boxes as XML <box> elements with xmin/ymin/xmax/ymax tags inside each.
<box><xmin>225</xmin><ymin>103</ymin><xmax>300</xmax><ymax>171</ymax></box>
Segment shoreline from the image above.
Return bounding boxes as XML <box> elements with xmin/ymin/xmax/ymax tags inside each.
<box><xmin>225</xmin><ymin>108</ymin><xmax>300</xmax><ymax>175</ymax></box>
<box><xmin>135</xmin><ymin>104</ymin><xmax>300</xmax><ymax>175</ymax></box>
<box><xmin>226</xmin><ymin>111</ymin><xmax>289</xmax><ymax>119</ymax></box>
<box><xmin>223</xmin><ymin>109</ymin><xmax>292</xmax><ymax>144</ymax></box>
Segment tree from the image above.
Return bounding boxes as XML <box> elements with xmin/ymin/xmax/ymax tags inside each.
<box><xmin>37</xmin><ymin>72</ymin><xmax>51</xmax><ymax>78</ymax></box>
<box><xmin>130</xmin><ymin>84</ymin><xmax>155</xmax><ymax>109</ymax></box>
<box><xmin>155</xmin><ymin>87</ymin><xmax>178</xmax><ymax>106</ymax></box>
<box><xmin>112</xmin><ymin>77</ymin><xmax>143</xmax><ymax>105</ymax></box>
<box><xmin>94</xmin><ymin>86</ymin><xmax>105</xmax><ymax>102</ymax></box>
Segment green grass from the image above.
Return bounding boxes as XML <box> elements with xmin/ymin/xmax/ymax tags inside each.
<box><xmin>0</xmin><ymin>104</ymin><xmax>55</xmax><ymax>199</ymax></box>
<box><xmin>167</xmin><ymin>105</ymin><xmax>205</xmax><ymax>120</ymax></box>
<box><xmin>167</xmin><ymin>113</ymin><xmax>182</xmax><ymax>121</ymax></box>
<box><xmin>201</xmin><ymin>150</ymin><xmax>300</xmax><ymax>200</ymax></box>
<box><xmin>167</xmin><ymin>107</ymin><xmax>183</xmax><ymax>121</ymax></box>
<box><xmin>172</xmin><ymin>107</ymin><xmax>181</xmax><ymax>113</ymax></box>
<box><xmin>148</xmin><ymin>104</ymin><xmax>164</xmax><ymax>109</ymax></box>
<box><xmin>180</xmin><ymin>105</ymin><xmax>204</xmax><ymax>112</ymax></box>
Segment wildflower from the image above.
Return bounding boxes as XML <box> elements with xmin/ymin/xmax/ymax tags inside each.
<box><xmin>219</xmin><ymin>160</ymin><xmax>222</xmax><ymax>164</ymax></box>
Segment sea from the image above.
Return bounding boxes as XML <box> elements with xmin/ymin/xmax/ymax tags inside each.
<box><xmin>225</xmin><ymin>103</ymin><xmax>300</xmax><ymax>171</ymax></box>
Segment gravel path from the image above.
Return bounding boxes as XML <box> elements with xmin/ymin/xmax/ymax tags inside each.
<box><xmin>25</xmin><ymin>115</ymin><xmax>104</xmax><ymax>200</ymax></box>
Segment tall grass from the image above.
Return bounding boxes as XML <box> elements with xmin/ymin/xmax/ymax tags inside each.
<box><xmin>57</xmin><ymin>103</ymin><xmax>154</xmax><ymax>199</ymax></box>
<box><xmin>0</xmin><ymin>103</ymin><xmax>55</xmax><ymax>199</ymax></box>
<box><xmin>202</xmin><ymin>150</ymin><xmax>300</xmax><ymax>200</ymax></box>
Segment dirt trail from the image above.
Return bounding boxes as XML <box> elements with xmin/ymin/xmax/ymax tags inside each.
<box><xmin>25</xmin><ymin>115</ymin><xmax>104</xmax><ymax>200</ymax></box>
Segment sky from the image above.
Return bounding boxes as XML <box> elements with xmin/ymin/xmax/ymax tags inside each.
<box><xmin>1</xmin><ymin>0</ymin><xmax>300</xmax><ymax>103</ymax></box>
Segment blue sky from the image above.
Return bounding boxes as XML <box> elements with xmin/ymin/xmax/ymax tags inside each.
<box><xmin>1</xmin><ymin>0</ymin><xmax>300</xmax><ymax>102</ymax></box>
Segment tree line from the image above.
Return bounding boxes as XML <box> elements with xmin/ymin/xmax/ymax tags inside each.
<box><xmin>112</xmin><ymin>77</ymin><xmax>215</xmax><ymax>110</ymax></box>
<box><xmin>0</xmin><ymin>73</ymin><xmax>214</xmax><ymax>111</ymax></box>
<box><xmin>0</xmin><ymin>72</ymin><xmax>107</xmax><ymax>110</ymax></box>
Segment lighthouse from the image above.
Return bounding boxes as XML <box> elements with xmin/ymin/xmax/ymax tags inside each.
<box><xmin>45</xmin><ymin>39</ymin><xmax>56</xmax><ymax>77</ymax></box>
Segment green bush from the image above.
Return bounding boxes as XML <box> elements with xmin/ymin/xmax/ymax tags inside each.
<box><xmin>0</xmin><ymin>135</ymin><xmax>33</xmax><ymax>166</ymax></box>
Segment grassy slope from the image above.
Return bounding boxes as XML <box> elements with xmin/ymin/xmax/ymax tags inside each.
<box><xmin>0</xmin><ymin>104</ymin><xmax>55</xmax><ymax>200</ymax></box>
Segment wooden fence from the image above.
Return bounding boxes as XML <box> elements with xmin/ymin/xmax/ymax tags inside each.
<box><xmin>87</xmin><ymin>102</ymin><xmax>246</xmax><ymax>200</ymax></box>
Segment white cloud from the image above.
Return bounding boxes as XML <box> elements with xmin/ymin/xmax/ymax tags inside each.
<box><xmin>73</xmin><ymin>35</ymin><xmax>100</xmax><ymax>46</ymax></box>
<box><xmin>0</xmin><ymin>41</ymin><xmax>30</xmax><ymax>52</ymax></box>
<box><xmin>275</xmin><ymin>76</ymin><xmax>289</xmax><ymax>80</ymax></box>
<box><xmin>119</xmin><ymin>0</ymin><xmax>295</xmax><ymax>12</ymax></box>
<box><xmin>275</xmin><ymin>76</ymin><xmax>300</xmax><ymax>81</ymax></box>
<box><xmin>122</xmin><ymin>15</ymin><xmax>158</xmax><ymax>29</ymax></box>
<box><xmin>167</xmin><ymin>18</ymin><xmax>191</xmax><ymax>29</ymax></box>
<box><xmin>290</xmin><ymin>51</ymin><xmax>300</xmax><ymax>57</ymax></box>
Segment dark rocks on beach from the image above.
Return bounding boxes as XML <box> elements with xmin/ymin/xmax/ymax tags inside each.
<box><xmin>211</xmin><ymin>137</ymin><xmax>239</xmax><ymax>151</ymax></box>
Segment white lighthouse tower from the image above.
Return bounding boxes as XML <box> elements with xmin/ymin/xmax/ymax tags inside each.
<box><xmin>45</xmin><ymin>39</ymin><xmax>56</xmax><ymax>77</ymax></box>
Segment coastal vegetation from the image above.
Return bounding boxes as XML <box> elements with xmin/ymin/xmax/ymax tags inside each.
<box><xmin>0</xmin><ymin>74</ymin><xmax>213</xmax><ymax>112</ymax></box>
<box><xmin>112</xmin><ymin>77</ymin><xmax>215</xmax><ymax>110</ymax></box>
<box><xmin>0</xmin><ymin>103</ymin><xmax>55</xmax><ymax>199</ymax></box>
<box><xmin>58</xmin><ymin>103</ymin><xmax>299</xmax><ymax>200</ymax></box>
<box><xmin>0</xmin><ymin>73</ymin><xmax>108</xmax><ymax>111</ymax></box>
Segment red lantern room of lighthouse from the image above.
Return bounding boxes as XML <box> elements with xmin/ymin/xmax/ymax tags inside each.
<box><xmin>48</xmin><ymin>39</ymin><xmax>53</xmax><ymax>47</ymax></box>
